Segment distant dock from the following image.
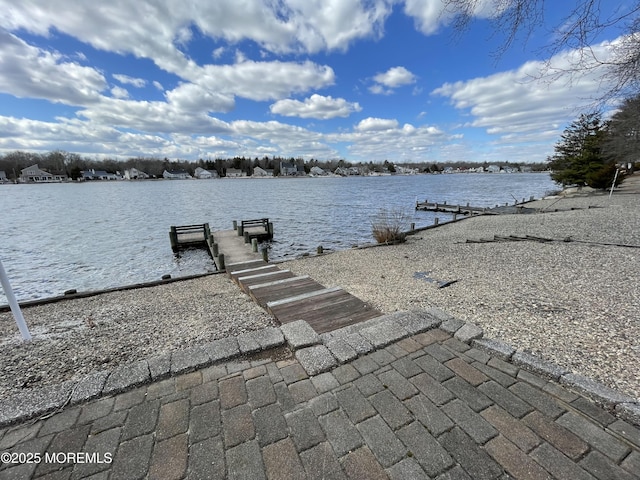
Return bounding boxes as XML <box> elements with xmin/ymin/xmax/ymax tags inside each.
<box><xmin>416</xmin><ymin>196</ymin><xmax>538</xmax><ymax>216</ymax></box>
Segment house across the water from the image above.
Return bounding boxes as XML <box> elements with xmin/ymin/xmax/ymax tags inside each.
<box><xmin>20</xmin><ymin>164</ymin><xmax>68</xmax><ymax>183</ymax></box>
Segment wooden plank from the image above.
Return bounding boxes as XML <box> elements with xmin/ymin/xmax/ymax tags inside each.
<box><xmin>229</xmin><ymin>264</ymin><xmax>278</xmax><ymax>278</ymax></box>
<box><xmin>267</xmin><ymin>288</ymin><xmax>381</xmax><ymax>333</ymax></box>
<box><xmin>249</xmin><ymin>276</ymin><xmax>325</xmax><ymax>307</ymax></box>
<box><xmin>266</xmin><ymin>286</ymin><xmax>343</xmax><ymax>309</ymax></box>
<box><xmin>237</xmin><ymin>270</ymin><xmax>295</xmax><ymax>293</ymax></box>
<box><xmin>248</xmin><ymin>275</ymin><xmax>311</xmax><ymax>290</ymax></box>
<box><xmin>238</xmin><ymin>269</ymin><xmax>292</xmax><ymax>283</ymax></box>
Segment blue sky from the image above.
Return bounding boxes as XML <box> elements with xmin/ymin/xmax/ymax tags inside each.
<box><xmin>0</xmin><ymin>1</ymin><xmax>628</xmax><ymax>164</ymax></box>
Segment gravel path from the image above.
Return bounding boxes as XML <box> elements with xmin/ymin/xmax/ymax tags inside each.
<box><xmin>1</xmin><ymin>177</ymin><xmax>638</xmax><ymax>403</ymax></box>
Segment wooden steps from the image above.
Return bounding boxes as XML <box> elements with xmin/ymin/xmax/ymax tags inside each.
<box><xmin>218</xmin><ymin>224</ymin><xmax>382</xmax><ymax>334</ymax></box>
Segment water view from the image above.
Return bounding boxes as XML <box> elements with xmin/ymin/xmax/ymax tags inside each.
<box><xmin>1</xmin><ymin>173</ymin><xmax>556</xmax><ymax>304</ymax></box>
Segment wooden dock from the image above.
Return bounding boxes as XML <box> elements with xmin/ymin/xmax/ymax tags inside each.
<box><xmin>415</xmin><ymin>201</ymin><xmax>492</xmax><ymax>215</ymax></box>
<box><xmin>169</xmin><ymin>224</ymin><xmax>216</xmax><ymax>258</ymax></box>
<box><xmin>209</xmin><ymin>220</ymin><xmax>381</xmax><ymax>333</ymax></box>
<box><xmin>416</xmin><ymin>197</ymin><xmax>538</xmax><ymax>216</ymax></box>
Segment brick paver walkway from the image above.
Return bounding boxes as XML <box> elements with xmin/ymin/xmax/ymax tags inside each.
<box><xmin>1</xmin><ymin>311</ymin><xmax>639</xmax><ymax>479</ymax></box>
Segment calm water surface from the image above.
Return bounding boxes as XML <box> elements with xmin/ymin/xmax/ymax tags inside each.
<box><xmin>1</xmin><ymin>173</ymin><xmax>555</xmax><ymax>303</ymax></box>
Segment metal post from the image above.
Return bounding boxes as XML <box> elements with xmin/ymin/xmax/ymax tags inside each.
<box><xmin>0</xmin><ymin>259</ymin><xmax>31</xmax><ymax>341</ymax></box>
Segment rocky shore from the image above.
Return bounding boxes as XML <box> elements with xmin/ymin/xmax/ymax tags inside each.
<box><xmin>1</xmin><ymin>176</ymin><xmax>638</xmax><ymax>403</ymax></box>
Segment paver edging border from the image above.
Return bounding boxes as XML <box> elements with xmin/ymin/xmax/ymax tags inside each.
<box><xmin>1</xmin><ymin>308</ymin><xmax>638</xmax><ymax>430</ymax></box>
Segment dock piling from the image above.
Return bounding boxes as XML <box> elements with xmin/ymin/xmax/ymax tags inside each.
<box><xmin>252</xmin><ymin>238</ymin><xmax>258</xmax><ymax>252</ymax></box>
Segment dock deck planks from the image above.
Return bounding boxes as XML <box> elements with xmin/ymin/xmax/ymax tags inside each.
<box><xmin>213</xmin><ymin>222</ymin><xmax>382</xmax><ymax>333</ymax></box>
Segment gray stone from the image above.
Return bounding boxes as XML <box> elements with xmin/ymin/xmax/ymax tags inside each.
<box><xmin>189</xmin><ymin>436</ymin><xmax>226</xmax><ymax>480</ymax></box>
<box><xmin>560</xmin><ymin>373</ymin><xmax>635</xmax><ymax>408</ymax></box>
<box><xmin>439</xmin><ymin>318</ymin><xmax>466</xmax><ymax>334</ymax></box>
<box><xmin>471</xmin><ymin>338</ymin><xmax>515</xmax><ymax>361</ymax></box>
<box><xmin>325</xmin><ymin>337</ymin><xmax>358</xmax><ymax>364</ymax></box>
<box><xmin>369</xmin><ymin>389</ymin><xmax>413</xmax><ymax>429</ymax></box>
<box><xmin>335</xmin><ymin>385</ymin><xmax>377</xmax><ymax>424</ymax></box>
<box><xmin>359</xmin><ymin>318</ymin><xmax>409</xmax><ymax>348</ymax></box>
<box><xmin>615</xmin><ymin>402</ymin><xmax>640</xmax><ymax>427</ymax></box>
<box><xmin>0</xmin><ymin>380</ymin><xmax>76</xmax><ymax>426</ymax></box>
<box><xmin>255</xmin><ymin>327</ymin><xmax>285</xmax><ymax>350</ymax></box>
<box><xmin>511</xmin><ymin>351</ymin><xmax>568</xmax><ymax>380</ymax></box>
<box><xmin>441</xmin><ymin>399</ymin><xmax>498</xmax><ymax>445</ymax></box>
<box><xmin>311</xmin><ymin>372</ymin><xmax>340</xmax><ymax>394</ymax></box>
<box><xmin>253</xmin><ymin>403</ymin><xmax>288</xmax><ymax>447</ymax></box>
<box><xmin>454</xmin><ymin>323</ymin><xmax>483</xmax><ymax>343</ymax></box>
<box><xmin>557</xmin><ymin>411</ymin><xmax>631</xmax><ymax>463</ymax></box>
<box><xmin>318</xmin><ymin>409</ymin><xmax>364</xmax><ymax>457</ymax></box>
<box><xmin>70</xmin><ymin>370</ymin><xmax>109</xmax><ymax>404</ymax></box>
<box><xmin>440</xmin><ymin>427</ymin><xmax>503</xmax><ymax>480</ymax></box>
<box><xmin>397</xmin><ymin>422</ymin><xmax>454</xmax><ymax>477</ymax></box>
<box><xmin>300</xmin><ymin>442</ymin><xmax>347</xmax><ymax>480</ymax></box>
<box><xmin>110</xmin><ymin>433</ymin><xmax>154</xmax><ymax>480</ymax></box>
<box><xmin>295</xmin><ymin>345</ymin><xmax>338</xmax><ymax>376</ymax></box>
<box><xmin>286</xmin><ymin>408</ymin><xmax>326</xmax><ymax>452</ymax></box>
<box><xmin>237</xmin><ymin>331</ymin><xmax>262</xmax><ymax>354</ymax></box>
<box><xmin>395</xmin><ymin>309</ymin><xmax>441</xmax><ymax>334</ymax></box>
<box><xmin>387</xmin><ymin>458</ymin><xmax>429</xmax><ymax>480</ymax></box>
<box><xmin>423</xmin><ymin>306</ymin><xmax>455</xmax><ymax>323</ymax></box>
<box><xmin>102</xmin><ymin>360</ymin><xmax>151</xmax><ymax>394</ymax></box>
<box><xmin>170</xmin><ymin>346</ymin><xmax>210</xmax><ymax>375</ymax></box>
<box><xmin>147</xmin><ymin>353</ymin><xmax>172</xmax><ymax>380</ymax></box>
<box><xmin>226</xmin><ymin>440</ymin><xmax>266</xmax><ymax>480</ymax></box>
<box><xmin>281</xmin><ymin>320</ymin><xmax>321</xmax><ymax>349</ymax></box>
<box><xmin>205</xmin><ymin>337</ymin><xmax>240</xmax><ymax>363</ymax></box>
<box><xmin>342</xmin><ymin>332</ymin><xmax>375</xmax><ymax>355</ymax></box>
<box><xmin>357</xmin><ymin>415</ymin><xmax>406</xmax><ymax>467</ymax></box>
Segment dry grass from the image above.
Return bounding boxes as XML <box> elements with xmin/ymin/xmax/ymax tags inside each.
<box><xmin>371</xmin><ymin>208</ymin><xmax>409</xmax><ymax>244</ymax></box>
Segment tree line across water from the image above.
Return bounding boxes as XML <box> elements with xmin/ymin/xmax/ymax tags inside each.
<box><xmin>0</xmin><ymin>153</ymin><xmax>548</xmax><ymax>182</ymax></box>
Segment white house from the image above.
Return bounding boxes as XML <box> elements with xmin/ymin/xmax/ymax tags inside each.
<box><xmin>194</xmin><ymin>167</ymin><xmax>218</xmax><ymax>179</ymax></box>
<box><xmin>309</xmin><ymin>166</ymin><xmax>326</xmax><ymax>176</ymax></box>
<box><xmin>253</xmin><ymin>166</ymin><xmax>274</xmax><ymax>177</ymax></box>
<box><xmin>486</xmin><ymin>165</ymin><xmax>501</xmax><ymax>173</ymax></box>
<box><xmin>0</xmin><ymin>170</ymin><xmax>8</xmax><ymax>183</ymax></box>
<box><xmin>163</xmin><ymin>169</ymin><xmax>191</xmax><ymax>179</ymax></box>
<box><xmin>279</xmin><ymin>162</ymin><xmax>299</xmax><ymax>176</ymax></box>
<box><xmin>124</xmin><ymin>168</ymin><xmax>149</xmax><ymax>180</ymax></box>
<box><xmin>20</xmin><ymin>164</ymin><xmax>67</xmax><ymax>183</ymax></box>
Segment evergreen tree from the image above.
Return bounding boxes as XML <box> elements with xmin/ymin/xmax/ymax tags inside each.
<box><xmin>547</xmin><ymin>113</ymin><xmax>618</xmax><ymax>188</ymax></box>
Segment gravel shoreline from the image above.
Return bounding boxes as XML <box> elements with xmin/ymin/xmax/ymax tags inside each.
<box><xmin>1</xmin><ymin>178</ymin><xmax>638</xmax><ymax>402</ymax></box>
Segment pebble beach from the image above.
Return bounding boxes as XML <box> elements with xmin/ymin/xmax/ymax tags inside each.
<box><xmin>1</xmin><ymin>175</ymin><xmax>638</xmax><ymax>403</ymax></box>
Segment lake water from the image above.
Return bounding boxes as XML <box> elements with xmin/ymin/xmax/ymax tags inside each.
<box><xmin>1</xmin><ymin>173</ymin><xmax>556</xmax><ymax>303</ymax></box>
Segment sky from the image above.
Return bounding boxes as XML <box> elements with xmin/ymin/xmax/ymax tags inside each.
<box><xmin>0</xmin><ymin>0</ymin><xmax>630</xmax><ymax>164</ymax></box>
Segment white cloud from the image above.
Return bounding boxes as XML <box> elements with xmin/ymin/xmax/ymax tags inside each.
<box><xmin>0</xmin><ymin>29</ymin><xmax>106</xmax><ymax>105</ymax></box>
<box><xmin>270</xmin><ymin>94</ymin><xmax>361</xmax><ymax>119</ymax></box>
<box><xmin>433</xmin><ymin>39</ymin><xmax>619</xmax><ymax>146</ymax></box>
<box><xmin>355</xmin><ymin>117</ymin><xmax>399</xmax><ymax>131</ymax></box>
<box><xmin>110</xmin><ymin>86</ymin><xmax>129</xmax><ymax>99</ymax></box>
<box><xmin>402</xmin><ymin>0</ymin><xmax>503</xmax><ymax>35</ymax></box>
<box><xmin>197</xmin><ymin>60</ymin><xmax>335</xmax><ymax>102</ymax></box>
<box><xmin>370</xmin><ymin>66</ymin><xmax>417</xmax><ymax>94</ymax></box>
<box><xmin>113</xmin><ymin>74</ymin><xmax>147</xmax><ymax>88</ymax></box>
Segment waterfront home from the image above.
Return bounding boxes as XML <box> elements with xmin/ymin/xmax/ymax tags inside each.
<box><xmin>253</xmin><ymin>166</ymin><xmax>274</xmax><ymax>177</ymax></box>
<box><xmin>81</xmin><ymin>169</ymin><xmax>120</xmax><ymax>181</ymax></box>
<box><xmin>20</xmin><ymin>164</ymin><xmax>68</xmax><ymax>183</ymax></box>
<box><xmin>226</xmin><ymin>168</ymin><xmax>246</xmax><ymax>177</ymax></box>
<box><xmin>486</xmin><ymin>165</ymin><xmax>501</xmax><ymax>173</ymax></box>
<box><xmin>335</xmin><ymin>166</ymin><xmax>361</xmax><ymax>176</ymax></box>
<box><xmin>309</xmin><ymin>166</ymin><xmax>327</xmax><ymax>176</ymax></box>
<box><xmin>163</xmin><ymin>169</ymin><xmax>191</xmax><ymax>179</ymax></box>
<box><xmin>0</xmin><ymin>170</ymin><xmax>7</xmax><ymax>183</ymax></box>
<box><xmin>279</xmin><ymin>161</ymin><xmax>300</xmax><ymax>176</ymax></box>
<box><xmin>194</xmin><ymin>167</ymin><xmax>218</xmax><ymax>179</ymax></box>
<box><xmin>124</xmin><ymin>168</ymin><xmax>150</xmax><ymax>180</ymax></box>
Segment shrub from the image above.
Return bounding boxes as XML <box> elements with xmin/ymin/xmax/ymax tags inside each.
<box><xmin>371</xmin><ymin>208</ymin><xmax>409</xmax><ymax>244</ymax></box>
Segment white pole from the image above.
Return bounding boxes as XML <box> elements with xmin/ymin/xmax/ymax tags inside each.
<box><xmin>609</xmin><ymin>169</ymin><xmax>620</xmax><ymax>199</ymax></box>
<box><xmin>0</xmin><ymin>259</ymin><xmax>32</xmax><ymax>341</ymax></box>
